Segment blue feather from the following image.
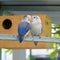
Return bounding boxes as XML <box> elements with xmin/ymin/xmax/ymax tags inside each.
<box><xmin>18</xmin><ymin>21</ymin><xmax>30</xmax><ymax>43</ymax></box>
<box><xmin>19</xmin><ymin>36</ymin><xmax>24</xmax><ymax>43</ymax></box>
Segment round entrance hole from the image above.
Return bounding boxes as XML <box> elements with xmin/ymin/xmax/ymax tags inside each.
<box><xmin>2</xmin><ymin>19</ymin><xmax>12</xmax><ymax>29</ymax></box>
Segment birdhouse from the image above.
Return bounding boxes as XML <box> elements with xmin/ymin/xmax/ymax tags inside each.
<box><xmin>0</xmin><ymin>15</ymin><xmax>24</xmax><ymax>34</ymax></box>
<box><xmin>0</xmin><ymin>14</ymin><xmax>52</xmax><ymax>49</ymax></box>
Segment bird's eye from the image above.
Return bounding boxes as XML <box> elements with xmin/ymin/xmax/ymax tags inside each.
<box><xmin>34</xmin><ymin>17</ymin><xmax>35</xmax><ymax>18</ymax></box>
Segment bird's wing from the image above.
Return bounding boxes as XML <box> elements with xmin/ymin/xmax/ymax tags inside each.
<box><xmin>24</xmin><ymin>30</ymin><xmax>30</xmax><ymax>37</ymax></box>
<box><xmin>41</xmin><ymin>23</ymin><xmax>43</xmax><ymax>34</ymax></box>
<box><xmin>18</xmin><ymin>22</ymin><xmax>30</xmax><ymax>35</ymax></box>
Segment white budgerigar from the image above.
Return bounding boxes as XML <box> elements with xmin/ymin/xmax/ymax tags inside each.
<box><xmin>30</xmin><ymin>15</ymin><xmax>43</xmax><ymax>45</ymax></box>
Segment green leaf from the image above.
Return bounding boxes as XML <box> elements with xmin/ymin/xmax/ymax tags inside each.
<box><xmin>49</xmin><ymin>49</ymin><xmax>58</xmax><ymax>59</ymax></box>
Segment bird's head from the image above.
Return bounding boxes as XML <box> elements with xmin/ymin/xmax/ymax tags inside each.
<box><xmin>31</xmin><ymin>15</ymin><xmax>42</xmax><ymax>23</ymax></box>
<box><xmin>23</xmin><ymin>15</ymin><xmax>32</xmax><ymax>23</ymax></box>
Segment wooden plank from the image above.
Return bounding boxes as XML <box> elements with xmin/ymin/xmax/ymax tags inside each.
<box><xmin>0</xmin><ymin>40</ymin><xmax>52</xmax><ymax>49</ymax></box>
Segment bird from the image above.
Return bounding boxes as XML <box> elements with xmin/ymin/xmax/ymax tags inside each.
<box><xmin>18</xmin><ymin>15</ymin><xmax>31</xmax><ymax>43</ymax></box>
<box><xmin>30</xmin><ymin>15</ymin><xmax>43</xmax><ymax>46</ymax></box>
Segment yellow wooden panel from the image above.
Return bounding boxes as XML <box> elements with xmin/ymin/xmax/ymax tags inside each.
<box><xmin>0</xmin><ymin>14</ymin><xmax>52</xmax><ymax>49</ymax></box>
<box><xmin>46</xmin><ymin>16</ymin><xmax>52</xmax><ymax>37</ymax></box>
<box><xmin>0</xmin><ymin>40</ymin><xmax>52</xmax><ymax>49</ymax></box>
<box><xmin>0</xmin><ymin>15</ymin><xmax>23</xmax><ymax>34</ymax></box>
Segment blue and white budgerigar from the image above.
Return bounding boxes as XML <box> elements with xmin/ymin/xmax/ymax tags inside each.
<box><xmin>30</xmin><ymin>15</ymin><xmax>42</xmax><ymax>45</ymax></box>
<box><xmin>18</xmin><ymin>15</ymin><xmax>31</xmax><ymax>43</ymax></box>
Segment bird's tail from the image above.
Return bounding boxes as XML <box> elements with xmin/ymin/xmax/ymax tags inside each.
<box><xmin>32</xmin><ymin>36</ymin><xmax>39</xmax><ymax>46</ymax></box>
<box><xmin>34</xmin><ymin>41</ymin><xmax>38</xmax><ymax>46</ymax></box>
<box><xmin>18</xmin><ymin>35</ymin><xmax>24</xmax><ymax>43</ymax></box>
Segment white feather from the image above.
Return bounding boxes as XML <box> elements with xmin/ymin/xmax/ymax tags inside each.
<box><xmin>31</xmin><ymin>16</ymin><xmax>42</xmax><ymax>36</ymax></box>
<box><xmin>31</xmin><ymin>15</ymin><xmax>43</xmax><ymax>45</ymax></box>
<box><xmin>31</xmin><ymin>23</ymin><xmax>42</xmax><ymax>36</ymax></box>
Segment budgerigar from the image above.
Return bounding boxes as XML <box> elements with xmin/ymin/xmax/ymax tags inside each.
<box><xmin>18</xmin><ymin>15</ymin><xmax>31</xmax><ymax>43</ymax></box>
<box><xmin>30</xmin><ymin>15</ymin><xmax>42</xmax><ymax>45</ymax></box>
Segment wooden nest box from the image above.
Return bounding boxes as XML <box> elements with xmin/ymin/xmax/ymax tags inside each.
<box><xmin>0</xmin><ymin>14</ymin><xmax>52</xmax><ymax>49</ymax></box>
